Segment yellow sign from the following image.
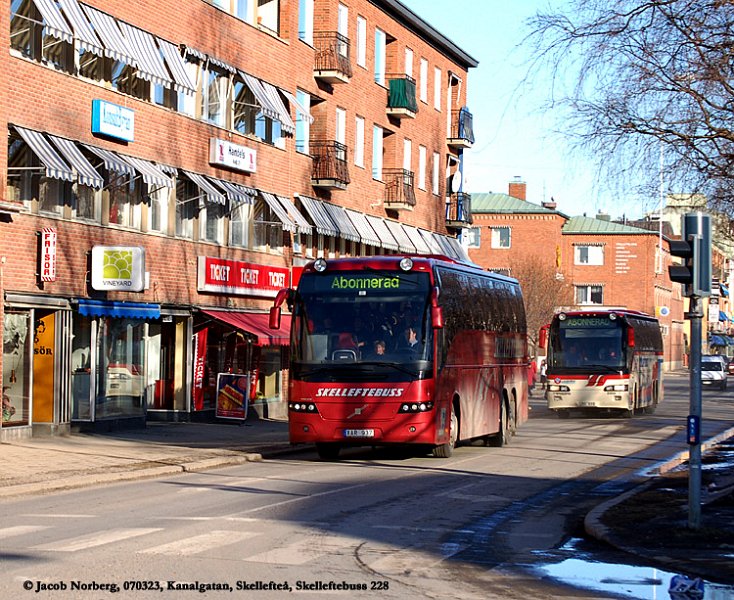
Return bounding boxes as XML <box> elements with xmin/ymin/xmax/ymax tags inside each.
<box><xmin>33</xmin><ymin>314</ymin><xmax>55</xmax><ymax>423</ymax></box>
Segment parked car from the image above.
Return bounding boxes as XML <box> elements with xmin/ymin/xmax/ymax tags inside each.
<box><xmin>701</xmin><ymin>356</ymin><xmax>728</xmax><ymax>390</ymax></box>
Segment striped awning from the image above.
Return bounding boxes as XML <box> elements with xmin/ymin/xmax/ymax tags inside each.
<box><xmin>122</xmin><ymin>156</ymin><xmax>174</xmax><ymax>188</ymax></box>
<box><xmin>419</xmin><ymin>229</ymin><xmax>443</xmax><ymax>254</ymax></box>
<box><xmin>275</xmin><ymin>195</ymin><xmax>312</xmax><ymax>235</ymax></box>
<box><xmin>157</xmin><ymin>39</ymin><xmax>196</xmax><ymax>94</ymax></box>
<box><xmin>281</xmin><ymin>89</ymin><xmax>314</xmax><ymax>123</ymax></box>
<box><xmin>209</xmin><ymin>178</ymin><xmax>255</xmax><ymax>205</ymax></box>
<box><xmin>261</xmin><ymin>81</ymin><xmax>295</xmax><ymax>134</ymax></box>
<box><xmin>58</xmin><ymin>0</ymin><xmax>103</xmax><ymax>55</ymax></box>
<box><xmin>14</xmin><ymin>126</ymin><xmax>74</xmax><ymax>182</ymax></box>
<box><xmin>365</xmin><ymin>215</ymin><xmax>399</xmax><ymax>251</ymax></box>
<box><xmin>207</xmin><ymin>56</ymin><xmax>237</xmax><ymax>73</ymax></box>
<box><xmin>403</xmin><ymin>224</ymin><xmax>432</xmax><ymax>254</ymax></box>
<box><xmin>384</xmin><ymin>220</ymin><xmax>416</xmax><ymax>253</ymax></box>
<box><xmin>32</xmin><ymin>0</ymin><xmax>74</xmax><ymax>43</ymax></box>
<box><xmin>345</xmin><ymin>209</ymin><xmax>381</xmax><ymax>247</ymax></box>
<box><xmin>81</xmin><ymin>4</ymin><xmax>138</xmax><ymax>66</ymax></box>
<box><xmin>238</xmin><ymin>71</ymin><xmax>281</xmax><ymax>121</ymax></box>
<box><xmin>321</xmin><ymin>202</ymin><xmax>360</xmax><ymax>243</ymax></box>
<box><xmin>260</xmin><ymin>191</ymin><xmax>297</xmax><ymax>232</ymax></box>
<box><xmin>47</xmin><ymin>134</ymin><xmax>104</xmax><ymax>188</ymax></box>
<box><xmin>118</xmin><ymin>23</ymin><xmax>172</xmax><ymax>88</ymax></box>
<box><xmin>296</xmin><ymin>195</ymin><xmax>339</xmax><ymax>237</ymax></box>
<box><xmin>83</xmin><ymin>144</ymin><xmax>136</xmax><ymax>176</ymax></box>
<box><xmin>183</xmin><ymin>171</ymin><xmax>226</xmax><ymax>205</ymax></box>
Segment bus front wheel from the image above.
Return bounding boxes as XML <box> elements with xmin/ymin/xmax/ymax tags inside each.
<box><xmin>316</xmin><ymin>443</ymin><xmax>341</xmax><ymax>461</ymax></box>
<box><xmin>432</xmin><ymin>410</ymin><xmax>458</xmax><ymax>458</ymax></box>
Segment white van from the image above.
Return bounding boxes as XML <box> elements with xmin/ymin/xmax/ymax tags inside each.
<box><xmin>701</xmin><ymin>355</ymin><xmax>728</xmax><ymax>390</ymax></box>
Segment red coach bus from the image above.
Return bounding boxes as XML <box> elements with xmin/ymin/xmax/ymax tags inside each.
<box><xmin>270</xmin><ymin>255</ymin><xmax>529</xmax><ymax>460</ymax></box>
<box><xmin>541</xmin><ymin>309</ymin><xmax>664</xmax><ymax>418</ymax></box>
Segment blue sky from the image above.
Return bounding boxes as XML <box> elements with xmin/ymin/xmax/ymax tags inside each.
<box><xmin>400</xmin><ymin>0</ymin><xmax>657</xmax><ymax>220</ymax></box>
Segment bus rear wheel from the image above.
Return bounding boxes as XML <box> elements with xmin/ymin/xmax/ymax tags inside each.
<box><xmin>432</xmin><ymin>410</ymin><xmax>458</xmax><ymax>458</ymax></box>
<box><xmin>316</xmin><ymin>443</ymin><xmax>341</xmax><ymax>461</ymax></box>
<box><xmin>487</xmin><ymin>403</ymin><xmax>511</xmax><ymax>447</ymax></box>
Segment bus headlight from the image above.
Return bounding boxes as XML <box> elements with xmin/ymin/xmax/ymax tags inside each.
<box><xmin>546</xmin><ymin>384</ymin><xmax>570</xmax><ymax>392</ymax></box>
<box><xmin>398</xmin><ymin>401</ymin><xmax>434</xmax><ymax>413</ymax></box>
<box><xmin>289</xmin><ymin>402</ymin><xmax>319</xmax><ymax>413</ymax></box>
<box><xmin>604</xmin><ymin>384</ymin><xmax>629</xmax><ymax>392</ymax></box>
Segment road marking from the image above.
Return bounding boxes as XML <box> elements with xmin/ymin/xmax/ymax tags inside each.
<box><xmin>363</xmin><ymin>541</ymin><xmax>467</xmax><ymax>574</ymax></box>
<box><xmin>244</xmin><ymin>536</ymin><xmax>354</xmax><ymax>565</ymax></box>
<box><xmin>0</xmin><ymin>525</ymin><xmax>49</xmax><ymax>539</ymax></box>
<box><xmin>140</xmin><ymin>530</ymin><xmax>259</xmax><ymax>556</ymax></box>
<box><xmin>20</xmin><ymin>514</ymin><xmax>96</xmax><ymax>519</ymax></box>
<box><xmin>32</xmin><ymin>528</ymin><xmax>162</xmax><ymax>552</ymax></box>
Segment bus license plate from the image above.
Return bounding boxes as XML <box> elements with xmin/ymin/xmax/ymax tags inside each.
<box><xmin>343</xmin><ymin>429</ymin><xmax>374</xmax><ymax>438</ymax></box>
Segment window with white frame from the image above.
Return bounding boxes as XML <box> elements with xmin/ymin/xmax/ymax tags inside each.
<box><xmin>403</xmin><ymin>138</ymin><xmax>412</xmax><ymax>172</ymax></box>
<box><xmin>147</xmin><ymin>186</ymin><xmax>169</xmax><ymax>233</ymax></box>
<box><xmin>295</xmin><ymin>90</ymin><xmax>311</xmax><ymax>154</ymax></box>
<box><xmin>253</xmin><ymin>199</ymin><xmax>283</xmax><ymax>252</ymax></box>
<box><xmin>405</xmin><ymin>47</ymin><xmax>413</xmax><ymax>77</ymax></box>
<box><xmin>356</xmin><ymin>16</ymin><xmax>366</xmax><ymax>67</ymax></box>
<box><xmin>235</xmin><ymin>0</ymin><xmax>255</xmax><ymax>23</ymax></box>
<box><xmin>490</xmin><ymin>226</ymin><xmax>511</xmax><ymax>249</ymax></box>
<box><xmin>177</xmin><ymin>58</ymin><xmax>200</xmax><ymax>117</ymax></box>
<box><xmin>374</xmin><ymin>29</ymin><xmax>386</xmax><ymax>85</ymax></box>
<box><xmin>256</xmin><ymin>0</ymin><xmax>280</xmax><ymax>34</ymax></box>
<box><xmin>465</xmin><ymin>227</ymin><xmax>481</xmax><ymax>248</ymax></box>
<box><xmin>432</xmin><ymin>152</ymin><xmax>440</xmax><ymax>195</ymax></box>
<box><xmin>298</xmin><ymin>0</ymin><xmax>314</xmax><ymax>44</ymax></box>
<box><xmin>199</xmin><ymin>200</ymin><xmax>226</xmax><ymax>244</ymax></box>
<box><xmin>337</xmin><ymin>4</ymin><xmax>348</xmax><ymax>56</ymax></box>
<box><xmin>419</xmin><ymin>58</ymin><xmax>428</xmax><ymax>103</ymax></box>
<box><xmin>418</xmin><ymin>146</ymin><xmax>426</xmax><ymax>190</ymax></box>
<box><xmin>108</xmin><ymin>175</ymin><xmax>143</xmax><ymax>230</ymax></box>
<box><xmin>175</xmin><ymin>178</ymin><xmax>197</xmax><ymax>239</ymax></box>
<box><xmin>372</xmin><ymin>125</ymin><xmax>383</xmax><ymax>180</ymax></box>
<box><xmin>574</xmin><ymin>244</ymin><xmax>604</xmax><ymax>265</ymax></box>
<box><xmin>576</xmin><ymin>284</ymin><xmax>604</xmax><ymax>305</ymax></box>
<box><xmin>354</xmin><ymin>116</ymin><xmax>365</xmax><ymax>167</ymax></box>
<box><xmin>201</xmin><ymin>65</ymin><xmax>228</xmax><ymax>127</ymax></box>
<box><xmin>336</xmin><ymin>107</ymin><xmax>347</xmax><ymax>146</ymax></box>
<box><xmin>433</xmin><ymin>66</ymin><xmax>441</xmax><ymax>110</ymax></box>
<box><xmin>232</xmin><ymin>79</ymin><xmax>258</xmax><ymax>135</ymax></box>
<box><xmin>230</xmin><ymin>201</ymin><xmax>253</xmax><ymax>248</ymax></box>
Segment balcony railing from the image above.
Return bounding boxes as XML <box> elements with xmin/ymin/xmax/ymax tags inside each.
<box><xmin>383</xmin><ymin>169</ymin><xmax>416</xmax><ymax>211</ymax></box>
<box><xmin>311</xmin><ymin>140</ymin><xmax>350</xmax><ymax>190</ymax></box>
<box><xmin>448</xmin><ymin>107</ymin><xmax>474</xmax><ymax>148</ymax></box>
<box><xmin>445</xmin><ymin>192</ymin><xmax>472</xmax><ymax>228</ymax></box>
<box><xmin>386</xmin><ymin>74</ymin><xmax>418</xmax><ymax>119</ymax></box>
<box><xmin>313</xmin><ymin>32</ymin><xmax>352</xmax><ymax>84</ymax></box>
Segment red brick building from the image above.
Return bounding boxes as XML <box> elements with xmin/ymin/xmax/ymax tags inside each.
<box><xmin>0</xmin><ymin>0</ymin><xmax>477</xmax><ymax>438</ymax></box>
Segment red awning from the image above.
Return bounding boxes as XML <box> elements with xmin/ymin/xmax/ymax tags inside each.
<box><xmin>202</xmin><ymin>310</ymin><xmax>291</xmax><ymax>346</ymax></box>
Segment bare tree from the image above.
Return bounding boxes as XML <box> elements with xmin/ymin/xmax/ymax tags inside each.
<box><xmin>510</xmin><ymin>255</ymin><xmax>573</xmax><ymax>355</ymax></box>
<box><xmin>526</xmin><ymin>1</ymin><xmax>734</xmax><ymax>216</ymax></box>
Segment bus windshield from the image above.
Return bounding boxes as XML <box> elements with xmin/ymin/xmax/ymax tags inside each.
<box><xmin>292</xmin><ymin>270</ymin><xmax>432</xmax><ymax>367</ymax></box>
<box><xmin>549</xmin><ymin>316</ymin><xmax>625</xmax><ymax>370</ymax></box>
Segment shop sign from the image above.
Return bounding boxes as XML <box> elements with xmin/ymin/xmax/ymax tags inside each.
<box><xmin>708</xmin><ymin>295</ymin><xmax>719</xmax><ymax>324</ymax></box>
<box><xmin>39</xmin><ymin>227</ymin><xmax>57</xmax><ymax>282</ymax></box>
<box><xmin>209</xmin><ymin>137</ymin><xmax>256</xmax><ymax>173</ymax></box>
<box><xmin>197</xmin><ymin>256</ymin><xmax>289</xmax><ymax>298</ymax></box>
<box><xmin>91</xmin><ymin>99</ymin><xmax>135</xmax><ymax>142</ymax></box>
<box><xmin>91</xmin><ymin>246</ymin><xmax>146</xmax><ymax>292</ymax></box>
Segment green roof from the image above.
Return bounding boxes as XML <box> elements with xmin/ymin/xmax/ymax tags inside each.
<box><xmin>470</xmin><ymin>192</ymin><xmax>566</xmax><ymax>216</ymax></box>
<box><xmin>562</xmin><ymin>215</ymin><xmax>655</xmax><ymax>235</ymax></box>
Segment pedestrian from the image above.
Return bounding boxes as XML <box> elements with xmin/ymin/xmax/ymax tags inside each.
<box><xmin>527</xmin><ymin>360</ymin><xmax>537</xmax><ymax>395</ymax></box>
<box><xmin>540</xmin><ymin>360</ymin><xmax>547</xmax><ymax>389</ymax></box>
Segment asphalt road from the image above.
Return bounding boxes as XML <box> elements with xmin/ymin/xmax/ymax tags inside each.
<box><xmin>1</xmin><ymin>372</ymin><xmax>730</xmax><ymax>600</ymax></box>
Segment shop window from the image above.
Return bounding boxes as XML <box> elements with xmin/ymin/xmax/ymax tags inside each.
<box><xmin>200</xmin><ymin>201</ymin><xmax>226</xmax><ymax>244</ymax></box>
<box><xmin>230</xmin><ymin>202</ymin><xmax>254</xmax><ymax>248</ymax></box>
<box><xmin>233</xmin><ymin>80</ymin><xmax>259</xmax><ymax>135</ymax></box>
<box><xmin>2</xmin><ymin>311</ymin><xmax>31</xmax><ymax>428</ymax></box>
<box><xmin>71</xmin><ymin>316</ymin><xmax>92</xmax><ymax>420</ymax></box>
<box><xmin>175</xmin><ymin>178</ymin><xmax>198</xmax><ymax>239</ymax></box>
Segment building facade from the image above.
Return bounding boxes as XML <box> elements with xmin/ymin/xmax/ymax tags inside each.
<box><xmin>0</xmin><ymin>0</ymin><xmax>477</xmax><ymax>439</ymax></box>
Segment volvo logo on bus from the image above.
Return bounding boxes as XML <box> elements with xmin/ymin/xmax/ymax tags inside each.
<box><xmin>347</xmin><ymin>405</ymin><xmax>369</xmax><ymax>419</ymax></box>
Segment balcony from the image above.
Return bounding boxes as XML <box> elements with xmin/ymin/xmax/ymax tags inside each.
<box><xmin>311</xmin><ymin>140</ymin><xmax>350</xmax><ymax>190</ymax></box>
<box><xmin>313</xmin><ymin>32</ymin><xmax>352</xmax><ymax>84</ymax></box>
<box><xmin>448</xmin><ymin>107</ymin><xmax>474</xmax><ymax>149</ymax></box>
<box><xmin>445</xmin><ymin>192</ymin><xmax>472</xmax><ymax>228</ymax></box>
<box><xmin>383</xmin><ymin>169</ymin><xmax>416</xmax><ymax>211</ymax></box>
<box><xmin>386</xmin><ymin>75</ymin><xmax>418</xmax><ymax>119</ymax></box>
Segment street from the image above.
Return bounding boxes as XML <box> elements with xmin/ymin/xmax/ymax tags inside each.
<box><xmin>1</xmin><ymin>372</ymin><xmax>731</xmax><ymax>599</ymax></box>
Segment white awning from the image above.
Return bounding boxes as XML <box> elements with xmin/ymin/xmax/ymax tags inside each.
<box><xmin>419</xmin><ymin>229</ymin><xmax>443</xmax><ymax>254</ymax></box>
<box><xmin>83</xmin><ymin>144</ymin><xmax>135</xmax><ymax>176</ymax></box>
<box><xmin>58</xmin><ymin>0</ymin><xmax>103</xmax><ymax>55</ymax></box>
<box><xmin>365</xmin><ymin>215</ymin><xmax>399</xmax><ymax>251</ymax></box>
<box><xmin>47</xmin><ymin>134</ymin><xmax>104</xmax><ymax>188</ymax></box>
<box><xmin>122</xmin><ymin>156</ymin><xmax>174</xmax><ymax>189</ymax></box>
<box><xmin>118</xmin><ymin>23</ymin><xmax>172</xmax><ymax>88</ymax></box>
<box><xmin>295</xmin><ymin>195</ymin><xmax>339</xmax><ymax>237</ymax></box>
<box><xmin>208</xmin><ymin>178</ymin><xmax>255</xmax><ymax>205</ymax></box>
<box><xmin>14</xmin><ymin>126</ymin><xmax>74</xmax><ymax>182</ymax></box>
<box><xmin>281</xmin><ymin>89</ymin><xmax>314</xmax><ymax>124</ymax></box>
<box><xmin>345</xmin><ymin>209</ymin><xmax>381</xmax><ymax>247</ymax></box>
<box><xmin>32</xmin><ymin>0</ymin><xmax>74</xmax><ymax>43</ymax></box>
<box><xmin>260</xmin><ymin>191</ymin><xmax>297</xmax><ymax>232</ymax></box>
<box><xmin>238</xmin><ymin>71</ymin><xmax>280</xmax><ymax>121</ymax></box>
<box><xmin>384</xmin><ymin>220</ymin><xmax>416</xmax><ymax>253</ymax></box>
<box><xmin>183</xmin><ymin>171</ymin><xmax>226</xmax><ymax>205</ymax></box>
<box><xmin>207</xmin><ymin>56</ymin><xmax>237</xmax><ymax>73</ymax></box>
<box><xmin>321</xmin><ymin>202</ymin><xmax>361</xmax><ymax>243</ymax></box>
<box><xmin>157</xmin><ymin>39</ymin><xmax>195</xmax><ymax>94</ymax></box>
<box><xmin>402</xmin><ymin>224</ymin><xmax>432</xmax><ymax>254</ymax></box>
<box><xmin>275</xmin><ymin>195</ymin><xmax>311</xmax><ymax>234</ymax></box>
<box><xmin>261</xmin><ymin>81</ymin><xmax>295</xmax><ymax>134</ymax></box>
<box><xmin>81</xmin><ymin>4</ymin><xmax>138</xmax><ymax>65</ymax></box>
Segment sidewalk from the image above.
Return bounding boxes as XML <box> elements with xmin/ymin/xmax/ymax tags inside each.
<box><xmin>0</xmin><ymin>418</ymin><xmax>297</xmax><ymax>499</ymax></box>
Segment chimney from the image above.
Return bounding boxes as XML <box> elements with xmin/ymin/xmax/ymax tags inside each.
<box><xmin>597</xmin><ymin>210</ymin><xmax>610</xmax><ymax>221</ymax></box>
<box><xmin>508</xmin><ymin>176</ymin><xmax>526</xmax><ymax>201</ymax></box>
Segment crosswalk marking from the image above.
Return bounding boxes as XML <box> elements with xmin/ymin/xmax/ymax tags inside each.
<box><xmin>31</xmin><ymin>528</ymin><xmax>162</xmax><ymax>552</ymax></box>
<box><xmin>0</xmin><ymin>525</ymin><xmax>49</xmax><ymax>539</ymax></box>
<box><xmin>244</xmin><ymin>536</ymin><xmax>354</xmax><ymax>565</ymax></box>
<box><xmin>140</xmin><ymin>530</ymin><xmax>259</xmax><ymax>556</ymax></box>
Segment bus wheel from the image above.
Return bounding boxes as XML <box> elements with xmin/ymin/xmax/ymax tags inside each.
<box><xmin>432</xmin><ymin>410</ymin><xmax>458</xmax><ymax>458</ymax></box>
<box><xmin>316</xmin><ymin>443</ymin><xmax>341</xmax><ymax>461</ymax></box>
<box><xmin>488</xmin><ymin>403</ymin><xmax>511</xmax><ymax>447</ymax></box>
<box><xmin>621</xmin><ymin>394</ymin><xmax>635</xmax><ymax>418</ymax></box>
<box><xmin>557</xmin><ymin>409</ymin><xmax>570</xmax><ymax>419</ymax></box>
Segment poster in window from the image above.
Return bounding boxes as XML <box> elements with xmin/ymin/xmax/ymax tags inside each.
<box><xmin>215</xmin><ymin>373</ymin><xmax>249</xmax><ymax>420</ymax></box>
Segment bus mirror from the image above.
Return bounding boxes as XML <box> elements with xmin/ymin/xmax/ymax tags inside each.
<box><xmin>431</xmin><ymin>305</ymin><xmax>444</xmax><ymax>329</ymax></box>
<box><xmin>539</xmin><ymin>326</ymin><xmax>548</xmax><ymax>349</ymax></box>
<box><xmin>627</xmin><ymin>327</ymin><xmax>635</xmax><ymax>348</ymax></box>
<box><xmin>273</xmin><ymin>288</ymin><xmax>291</xmax><ymax>308</ymax></box>
<box><xmin>269</xmin><ymin>306</ymin><xmax>282</xmax><ymax>330</ymax></box>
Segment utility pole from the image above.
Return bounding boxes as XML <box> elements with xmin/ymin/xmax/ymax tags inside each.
<box><xmin>668</xmin><ymin>212</ymin><xmax>711</xmax><ymax>529</ymax></box>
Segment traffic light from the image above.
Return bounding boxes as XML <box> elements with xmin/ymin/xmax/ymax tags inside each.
<box><xmin>668</xmin><ymin>212</ymin><xmax>711</xmax><ymax>297</ymax></box>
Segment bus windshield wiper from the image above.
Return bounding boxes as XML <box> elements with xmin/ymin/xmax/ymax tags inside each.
<box><xmin>583</xmin><ymin>363</ymin><xmax>624</xmax><ymax>373</ymax></box>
